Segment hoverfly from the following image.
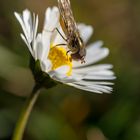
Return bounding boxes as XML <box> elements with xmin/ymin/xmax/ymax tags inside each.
<box><xmin>58</xmin><ymin>0</ymin><xmax>86</xmax><ymax>63</ymax></box>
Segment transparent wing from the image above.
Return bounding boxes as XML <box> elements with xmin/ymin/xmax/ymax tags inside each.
<box><xmin>58</xmin><ymin>0</ymin><xmax>78</xmax><ymax>37</ymax></box>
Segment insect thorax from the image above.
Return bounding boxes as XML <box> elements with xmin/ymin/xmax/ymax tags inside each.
<box><xmin>68</xmin><ymin>33</ymin><xmax>84</xmax><ymax>53</ymax></box>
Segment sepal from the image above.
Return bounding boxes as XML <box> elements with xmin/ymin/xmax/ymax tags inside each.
<box><xmin>29</xmin><ymin>56</ymin><xmax>58</xmax><ymax>89</ymax></box>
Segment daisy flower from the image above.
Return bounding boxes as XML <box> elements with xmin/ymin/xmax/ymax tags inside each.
<box><xmin>14</xmin><ymin>7</ymin><xmax>115</xmax><ymax>94</ymax></box>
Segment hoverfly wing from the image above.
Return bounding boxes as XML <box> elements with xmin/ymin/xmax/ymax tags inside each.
<box><xmin>58</xmin><ymin>0</ymin><xmax>78</xmax><ymax>38</ymax></box>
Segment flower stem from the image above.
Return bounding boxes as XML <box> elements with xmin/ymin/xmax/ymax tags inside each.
<box><xmin>12</xmin><ymin>85</ymin><xmax>41</xmax><ymax>140</ymax></box>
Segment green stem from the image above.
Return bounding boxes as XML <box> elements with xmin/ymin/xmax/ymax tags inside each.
<box><xmin>12</xmin><ymin>85</ymin><xmax>41</xmax><ymax>140</ymax></box>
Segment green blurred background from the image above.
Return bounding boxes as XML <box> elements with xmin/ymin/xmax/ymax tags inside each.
<box><xmin>0</xmin><ymin>0</ymin><xmax>140</xmax><ymax>140</ymax></box>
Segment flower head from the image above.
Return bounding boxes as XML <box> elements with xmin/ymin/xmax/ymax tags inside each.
<box><xmin>15</xmin><ymin>7</ymin><xmax>115</xmax><ymax>94</ymax></box>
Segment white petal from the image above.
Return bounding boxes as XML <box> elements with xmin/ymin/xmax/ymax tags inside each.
<box><xmin>43</xmin><ymin>7</ymin><xmax>61</xmax><ymax>49</ymax></box>
<box><xmin>85</xmin><ymin>43</ymin><xmax>109</xmax><ymax>64</ymax></box>
<box><xmin>78</xmin><ymin>23</ymin><xmax>93</xmax><ymax>43</ymax></box>
<box><xmin>68</xmin><ymin>82</ymin><xmax>113</xmax><ymax>94</ymax></box>
<box><xmin>48</xmin><ymin>66</ymin><xmax>83</xmax><ymax>83</ymax></box>
<box><xmin>55</xmin><ymin>65</ymin><xmax>70</xmax><ymax>74</ymax></box>
<box><xmin>81</xmin><ymin>69</ymin><xmax>115</xmax><ymax>80</ymax></box>
<box><xmin>15</xmin><ymin>12</ymin><xmax>29</xmax><ymax>42</ymax></box>
<box><xmin>87</xmin><ymin>70</ymin><xmax>114</xmax><ymax>76</ymax></box>
<box><xmin>73</xmin><ymin>64</ymin><xmax>113</xmax><ymax>73</ymax></box>
<box><xmin>84</xmin><ymin>75</ymin><xmax>116</xmax><ymax>80</ymax></box>
<box><xmin>73</xmin><ymin>81</ymin><xmax>113</xmax><ymax>93</ymax></box>
<box><xmin>15</xmin><ymin>10</ymin><xmax>39</xmax><ymax>55</ymax></box>
<box><xmin>34</xmin><ymin>31</ymin><xmax>51</xmax><ymax>63</ymax></box>
<box><xmin>40</xmin><ymin>59</ymin><xmax>52</xmax><ymax>72</ymax></box>
<box><xmin>67</xmin><ymin>83</ymin><xmax>103</xmax><ymax>94</ymax></box>
<box><xmin>44</xmin><ymin>7</ymin><xmax>60</xmax><ymax>31</ymax></box>
<box><xmin>32</xmin><ymin>14</ymin><xmax>39</xmax><ymax>48</ymax></box>
<box><xmin>34</xmin><ymin>33</ymin><xmax>43</xmax><ymax>60</ymax></box>
<box><xmin>87</xmin><ymin>41</ymin><xmax>104</xmax><ymax>49</ymax></box>
<box><xmin>20</xmin><ymin>33</ymin><xmax>33</xmax><ymax>56</ymax></box>
<box><xmin>23</xmin><ymin>9</ymin><xmax>33</xmax><ymax>43</ymax></box>
<box><xmin>50</xmin><ymin>74</ymin><xmax>82</xmax><ymax>83</ymax></box>
<box><xmin>41</xmin><ymin>31</ymin><xmax>52</xmax><ymax>61</ymax></box>
<box><xmin>73</xmin><ymin>64</ymin><xmax>115</xmax><ymax>80</ymax></box>
<box><xmin>49</xmin><ymin>66</ymin><xmax>70</xmax><ymax>75</ymax></box>
<box><xmin>71</xmin><ymin>72</ymin><xmax>116</xmax><ymax>81</ymax></box>
<box><xmin>73</xmin><ymin>81</ymin><xmax>114</xmax><ymax>86</ymax></box>
<box><xmin>73</xmin><ymin>41</ymin><xmax>109</xmax><ymax>68</ymax></box>
<box><xmin>88</xmin><ymin>85</ymin><xmax>112</xmax><ymax>93</ymax></box>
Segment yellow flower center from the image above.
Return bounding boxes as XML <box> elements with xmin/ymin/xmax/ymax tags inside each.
<box><xmin>48</xmin><ymin>47</ymin><xmax>72</xmax><ymax>76</ymax></box>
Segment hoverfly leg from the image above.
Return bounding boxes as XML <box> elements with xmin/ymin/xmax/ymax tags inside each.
<box><xmin>66</xmin><ymin>50</ymin><xmax>72</xmax><ymax>61</ymax></box>
<box><xmin>81</xmin><ymin>57</ymin><xmax>86</xmax><ymax>64</ymax></box>
<box><xmin>46</xmin><ymin>28</ymin><xmax>67</xmax><ymax>41</ymax></box>
<box><xmin>66</xmin><ymin>50</ymin><xmax>71</xmax><ymax>55</ymax></box>
<box><xmin>53</xmin><ymin>43</ymin><xmax>67</xmax><ymax>47</ymax></box>
<box><xmin>81</xmin><ymin>60</ymin><xmax>85</xmax><ymax>64</ymax></box>
<box><xmin>44</xmin><ymin>28</ymin><xmax>61</xmax><ymax>34</ymax></box>
<box><xmin>55</xmin><ymin>28</ymin><xmax>67</xmax><ymax>42</ymax></box>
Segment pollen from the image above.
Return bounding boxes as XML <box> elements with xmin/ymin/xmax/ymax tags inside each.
<box><xmin>48</xmin><ymin>47</ymin><xmax>72</xmax><ymax>76</ymax></box>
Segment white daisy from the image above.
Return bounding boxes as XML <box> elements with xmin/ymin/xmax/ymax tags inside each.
<box><xmin>14</xmin><ymin>7</ymin><xmax>115</xmax><ymax>94</ymax></box>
